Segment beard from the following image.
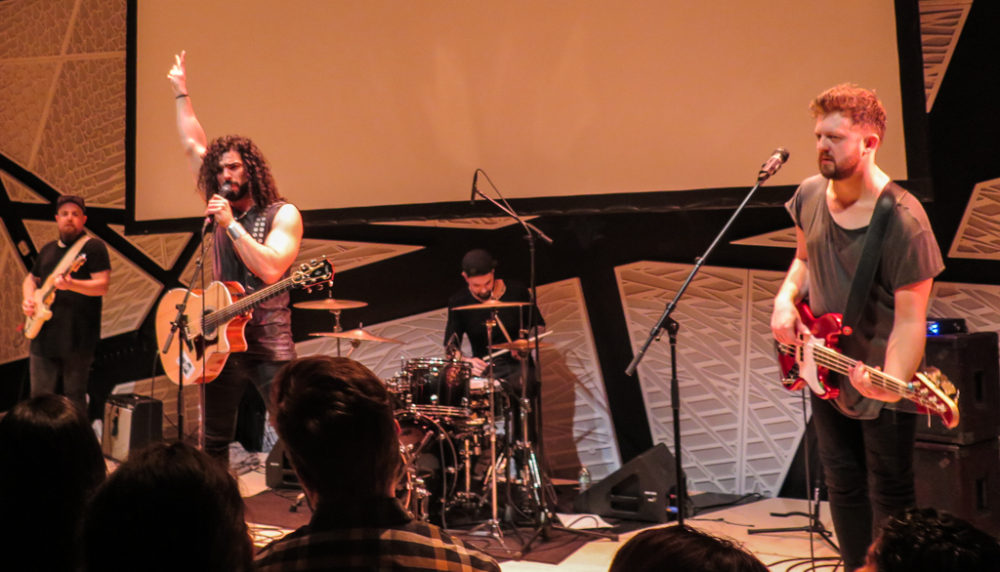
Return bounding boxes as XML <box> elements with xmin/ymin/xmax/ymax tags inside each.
<box><xmin>230</xmin><ymin>180</ymin><xmax>251</xmax><ymax>201</ymax></box>
<box><xmin>818</xmin><ymin>153</ymin><xmax>861</xmax><ymax>180</ymax></box>
<box><xmin>59</xmin><ymin>227</ymin><xmax>83</xmax><ymax>245</ymax></box>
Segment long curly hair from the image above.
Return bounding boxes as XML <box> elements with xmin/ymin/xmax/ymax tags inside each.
<box><xmin>198</xmin><ymin>134</ymin><xmax>283</xmax><ymax>206</ymax></box>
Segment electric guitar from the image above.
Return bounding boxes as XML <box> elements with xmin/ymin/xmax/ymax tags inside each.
<box><xmin>23</xmin><ymin>253</ymin><xmax>88</xmax><ymax>339</ymax></box>
<box><xmin>156</xmin><ymin>258</ymin><xmax>333</xmax><ymax>385</ymax></box>
<box><xmin>776</xmin><ymin>301</ymin><xmax>960</xmax><ymax>429</ymax></box>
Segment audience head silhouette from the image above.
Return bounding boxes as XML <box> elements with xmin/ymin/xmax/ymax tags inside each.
<box><xmin>84</xmin><ymin>440</ymin><xmax>253</xmax><ymax>572</ymax></box>
<box><xmin>271</xmin><ymin>355</ymin><xmax>401</xmax><ymax>505</ymax></box>
<box><xmin>0</xmin><ymin>394</ymin><xmax>106</xmax><ymax>571</ymax></box>
<box><xmin>861</xmin><ymin>507</ymin><xmax>1000</xmax><ymax>572</ymax></box>
<box><xmin>609</xmin><ymin>524</ymin><xmax>768</xmax><ymax>572</ymax></box>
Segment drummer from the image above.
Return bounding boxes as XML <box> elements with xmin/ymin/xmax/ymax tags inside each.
<box><xmin>443</xmin><ymin>249</ymin><xmax>544</xmax><ymax>421</ymax></box>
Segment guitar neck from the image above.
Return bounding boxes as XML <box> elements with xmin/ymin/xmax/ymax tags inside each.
<box><xmin>203</xmin><ymin>276</ymin><xmax>295</xmax><ymax>329</ymax></box>
<box><xmin>779</xmin><ymin>342</ymin><xmax>912</xmax><ymax>398</ymax></box>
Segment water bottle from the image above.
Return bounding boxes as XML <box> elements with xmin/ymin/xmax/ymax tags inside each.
<box><xmin>578</xmin><ymin>465</ymin><xmax>592</xmax><ymax>492</ymax></box>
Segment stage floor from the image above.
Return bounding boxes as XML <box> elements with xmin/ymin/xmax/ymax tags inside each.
<box><xmin>237</xmin><ymin>460</ymin><xmax>842</xmax><ymax>571</ymax></box>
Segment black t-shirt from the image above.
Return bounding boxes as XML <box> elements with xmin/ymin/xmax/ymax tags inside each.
<box><xmin>30</xmin><ymin>236</ymin><xmax>111</xmax><ymax>357</ymax></box>
<box><xmin>443</xmin><ymin>280</ymin><xmax>544</xmax><ymax>362</ymax></box>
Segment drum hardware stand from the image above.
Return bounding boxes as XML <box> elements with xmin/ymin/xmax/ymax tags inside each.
<box><xmin>471</xmin><ymin>169</ymin><xmax>617</xmax><ymax>557</ymax></box>
<box><xmin>624</xmin><ymin>156</ymin><xmax>787</xmax><ymax>527</ymax></box>
<box><xmin>513</xmin><ymin>345</ymin><xmax>618</xmax><ymax>559</ymax></box>
<box><xmin>468</xmin><ymin>309</ymin><xmax>515</xmax><ymax>556</ymax></box>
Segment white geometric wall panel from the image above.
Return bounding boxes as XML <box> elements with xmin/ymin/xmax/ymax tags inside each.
<box><xmin>617</xmin><ymin>261</ymin><xmax>802</xmax><ymax>496</ymax></box>
<box><xmin>0</xmin><ymin>221</ymin><xmax>31</xmax><ymax>365</ymax></box>
<box><xmin>931</xmin><ymin>281</ymin><xmax>1000</xmax><ymax>341</ymax></box>
<box><xmin>948</xmin><ymin>177</ymin><xmax>1000</xmax><ymax>260</ymax></box>
<box><xmin>919</xmin><ymin>0</ymin><xmax>973</xmax><ymax>112</ymax></box>
<box><xmin>534</xmin><ymin>278</ymin><xmax>620</xmax><ymax>480</ymax></box>
<box><xmin>109</xmin><ymin>224</ymin><xmax>190</xmax><ymax>271</ymax></box>
<box><xmin>1</xmin><ymin>171</ymin><xmax>47</xmax><ymax>203</ymax></box>
<box><xmin>23</xmin><ymin>220</ymin><xmax>162</xmax><ymax>339</ymax></box>
<box><xmin>730</xmin><ymin>226</ymin><xmax>797</xmax><ymax>249</ymax></box>
<box><xmin>296</xmin><ymin>238</ymin><xmax>424</xmax><ymax>274</ymax></box>
<box><xmin>295</xmin><ymin>278</ymin><xmax>620</xmax><ymax>480</ymax></box>
<box><xmin>374</xmin><ymin>216</ymin><xmax>535</xmax><ymax>230</ymax></box>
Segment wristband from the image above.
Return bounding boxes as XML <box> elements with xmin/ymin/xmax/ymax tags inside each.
<box><xmin>175</xmin><ymin>93</ymin><xmax>189</xmax><ymax>99</ymax></box>
<box><xmin>226</xmin><ymin>221</ymin><xmax>244</xmax><ymax>241</ymax></box>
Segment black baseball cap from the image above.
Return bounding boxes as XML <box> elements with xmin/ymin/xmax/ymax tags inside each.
<box><xmin>56</xmin><ymin>195</ymin><xmax>86</xmax><ymax>213</ymax></box>
<box><xmin>461</xmin><ymin>249</ymin><xmax>497</xmax><ymax>277</ymax></box>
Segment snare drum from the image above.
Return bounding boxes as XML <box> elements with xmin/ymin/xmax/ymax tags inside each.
<box><xmin>400</xmin><ymin>357</ymin><xmax>472</xmax><ymax>419</ymax></box>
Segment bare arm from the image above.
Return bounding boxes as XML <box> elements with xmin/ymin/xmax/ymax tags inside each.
<box><xmin>217</xmin><ymin>203</ymin><xmax>303</xmax><ymax>285</ymax></box>
<box><xmin>850</xmin><ymin>278</ymin><xmax>934</xmax><ymax>402</ymax></box>
<box><xmin>771</xmin><ymin>227</ymin><xmax>810</xmax><ymax>345</ymax></box>
<box><xmin>167</xmin><ymin>50</ymin><xmax>207</xmax><ymax>179</ymax></box>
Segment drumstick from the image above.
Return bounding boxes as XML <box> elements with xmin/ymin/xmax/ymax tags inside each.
<box><xmin>486</xmin><ymin>330</ymin><xmax>552</xmax><ymax>359</ymax></box>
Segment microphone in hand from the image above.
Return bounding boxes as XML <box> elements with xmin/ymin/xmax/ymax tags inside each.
<box><xmin>202</xmin><ymin>182</ymin><xmax>235</xmax><ymax>234</ymax></box>
<box><xmin>757</xmin><ymin>148</ymin><xmax>790</xmax><ymax>182</ymax></box>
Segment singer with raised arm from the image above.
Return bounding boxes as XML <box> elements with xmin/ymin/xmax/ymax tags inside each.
<box><xmin>769</xmin><ymin>84</ymin><xmax>944</xmax><ymax>572</ymax></box>
<box><xmin>168</xmin><ymin>50</ymin><xmax>303</xmax><ymax>466</ymax></box>
<box><xmin>444</xmin><ymin>249</ymin><xmax>544</xmax><ymax>438</ymax></box>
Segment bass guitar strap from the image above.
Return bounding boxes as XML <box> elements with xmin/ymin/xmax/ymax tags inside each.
<box><xmin>842</xmin><ymin>184</ymin><xmax>900</xmax><ymax>333</ymax></box>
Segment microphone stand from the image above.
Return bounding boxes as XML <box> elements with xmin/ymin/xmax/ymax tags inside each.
<box><xmin>159</xmin><ymin>227</ymin><xmax>212</xmax><ymax>448</ymax></box>
<box><xmin>472</xmin><ymin>173</ymin><xmax>617</xmax><ymax>558</ymax></box>
<box><xmin>625</xmin><ymin>169</ymin><xmax>782</xmax><ymax>526</ymax></box>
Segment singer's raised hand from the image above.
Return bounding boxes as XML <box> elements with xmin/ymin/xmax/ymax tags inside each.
<box><xmin>168</xmin><ymin>49</ymin><xmax>208</xmax><ymax>178</ymax></box>
<box><xmin>167</xmin><ymin>50</ymin><xmax>188</xmax><ymax>97</ymax></box>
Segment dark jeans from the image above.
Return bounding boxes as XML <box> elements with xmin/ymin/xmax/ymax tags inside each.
<box><xmin>810</xmin><ymin>393</ymin><xmax>917</xmax><ymax>572</ymax></box>
<box><xmin>30</xmin><ymin>350</ymin><xmax>93</xmax><ymax>414</ymax></box>
<box><xmin>204</xmin><ymin>354</ymin><xmax>287</xmax><ymax>464</ymax></box>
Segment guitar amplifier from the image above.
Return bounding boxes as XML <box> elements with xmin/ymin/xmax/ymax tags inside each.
<box><xmin>914</xmin><ymin>438</ymin><xmax>1000</xmax><ymax>536</ymax></box>
<box><xmin>917</xmin><ymin>332</ymin><xmax>1000</xmax><ymax>445</ymax></box>
<box><xmin>102</xmin><ymin>394</ymin><xmax>163</xmax><ymax>462</ymax></box>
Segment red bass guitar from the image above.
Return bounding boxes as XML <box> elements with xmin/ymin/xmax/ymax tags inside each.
<box><xmin>776</xmin><ymin>302</ymin><xmax>960</xmax><ymax>429</ymax></box>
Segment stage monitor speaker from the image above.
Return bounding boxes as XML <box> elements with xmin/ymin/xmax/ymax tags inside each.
<box><xmin>918</xmin><ymin>332</ymin><xmax>1000</xmax><ymax>445</ymax></box>
<box><xmin>265</xmin><ymin>439</ymin><xmax>300</xmax><ymax>489</ymax></box>
<box><xmin>101</xmin><ymin>394</ymin><xmax>163</xmax><ymax>462</ymax></box>
<box><xmin>573</xmin><ymin>443</ymin><xmax>680</xmax><ymax>523</ymax></box>
<box><xmin>914</xmin><ymin>438</ymin><xmax>1000</xmax><ymax>536</ymax></box>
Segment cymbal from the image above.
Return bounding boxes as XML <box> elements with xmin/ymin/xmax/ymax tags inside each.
<box><xmin>309</xmin><ymin>328</ymin><xmax>403</xmax><ymax>344</ymax></box>
<box><xmin>489</xmin><ymin>339</ymin><xmax>553</xmax><ymax>352</ymax></box>
<box><xmin>294</xmin><ymin>298</ymin><xmax>368</xmax><ymax>311</ymax></box>
<box><xmin>453</xmin><ymin>299</ymin><xmax>529</xmax><ymax>311</ymax></box>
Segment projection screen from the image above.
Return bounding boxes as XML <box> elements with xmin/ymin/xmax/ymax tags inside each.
<box><xmin>131</xmin><ymin>0</ymin><xmax>909</xmax><ymax>224</ymax></box>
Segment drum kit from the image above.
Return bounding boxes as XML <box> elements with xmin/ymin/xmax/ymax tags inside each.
<box><xmin>294</xmin><ymin>294</ymin><xmax>552</xmax><ymax>532</ymax></box>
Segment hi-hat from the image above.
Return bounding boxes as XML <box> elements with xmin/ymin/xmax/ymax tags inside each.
<box><xmin>294</xmin><ymin>298</ymin><xmax>368</xmax><ymax>311</ymax></box>
<box><xmin>310</xmin><ymin>328</ymin><xmax>402</xmax><ymax>344</ymax></box>
<box><xmin>453</xmin><ymin>299</ymin><xmax>529</xmax><ymax>311</ymax></box>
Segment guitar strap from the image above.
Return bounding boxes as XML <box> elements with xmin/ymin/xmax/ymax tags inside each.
<box><xmin>842</xmin><ymin>184</ymin><xmax>900</xmax><ymax>333</ymax></box>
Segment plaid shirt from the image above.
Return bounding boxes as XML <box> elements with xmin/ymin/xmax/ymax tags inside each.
<box><xmin>255</xmin><ymin>497</ymin><xmax>500</xmax><ymax>572</ymax></box>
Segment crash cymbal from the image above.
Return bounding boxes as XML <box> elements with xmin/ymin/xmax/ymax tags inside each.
<box><xmin>453</xmin><ymin>299</ymin><xmax>529</xmax><ymax>311</ymax></box>
<box><xmin>310</xmin><ymin>328</ymin><xmax>403</xmax><ymax>344</ymax></box>
<box><xmin>294</xmin><ymin>298</ymin><xmax>368</xmax><ymax>311</ymax></box>
<box><xmin>489</xmin><ymin>339</ymin><xmax>553</xmax><ymax>352</ymax></box>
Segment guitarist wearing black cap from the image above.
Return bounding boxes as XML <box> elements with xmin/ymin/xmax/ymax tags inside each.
<box><xmin>21</xmin><ymin>195</ymin><xmax>110</xmax><ymax>413</ymax></box>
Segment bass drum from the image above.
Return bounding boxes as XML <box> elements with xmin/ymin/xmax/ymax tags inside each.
<box><xmin>394</xmin><ymin>409</ymin><xmax>488</xmax><ymax>525</ymax></box>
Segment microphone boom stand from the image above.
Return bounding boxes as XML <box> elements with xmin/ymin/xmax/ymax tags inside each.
<box><xmin>625</xmin><ymin>171</ymin><xmax>780</xmax><ymax>526</ymax></box>
<box><xmin>472</xmin><ymin>175</ymin><xmax>618</xmax><ymax>558</ymax></box>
